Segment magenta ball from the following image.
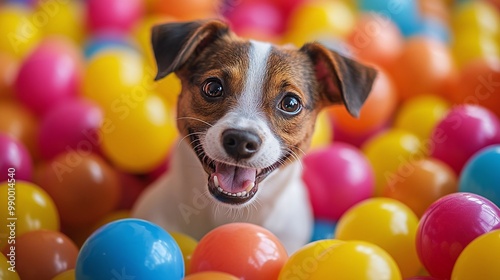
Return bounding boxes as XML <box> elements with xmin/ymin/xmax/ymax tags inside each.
<box><xmin>303</xmin><ymin>142</ymin><xmax>375</xmax><ymax>221</ymax></box>
<box><xmin>226</xmin><ymin>1</ymin><xmax>285</xmax><ymax>36</ymax></box>
<box><xmin>0</xmin><ymin>134</ymin><xmax>33</xmax><ymax>182</ymax></box>
<box><xmin>15</xmin><ymin>38</ymin><xmax>82</xmax><ymax>116</ymax></box>
<box><xmin>87</xmin><ymin>0</ymin><xmax>144</xmax><ymax>34</ymax></box>
<box><xmin>416</xmin><ymin>192</ymin><xmax>500</xmax><ymax>279</ymax></box>
<box><xmin>430</xmin><ymin>105</ymin><xmax>500</xmax><ymax>174</ymax></box>
<box><xmin>38</xmin><ymin>99</ymin><xmax>103</xmax><ymax>160</ymax></box>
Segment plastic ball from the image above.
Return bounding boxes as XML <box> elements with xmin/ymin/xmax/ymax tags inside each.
<box><xmin>0</xmin><ymin>52</ymin><xmax>18</xmax><ymax>98</ymax></box>
<box><xmin>452</xmin><ymin>1</ymin><xmax>500</xmax><ymax>38</ymax></box>
<box><xmin>302</xmin><ymin>240</ymin><xmax>402</xmax><ymax>279</ymax></box>
<box><xmin>190</xmin><ymin>223</ymin><xmax>287</xmax><ymax>279</ymax></box>
<box><xmin>0</xmin><ymin>253</ymin><xmax>20</xmax><ymax>280</ymax></box>
<box><xmin>0</xmin><ymin>181</ymin><xmax>60</xmax><ymax>250</ymax></box>
<box><xmin>82</xmin><ymin>48</ymin><xmax>144</xmax><ymax>108</ymax></box>
<box><xmin>415</xmin><ymin>16</ymin><xmax>451</xmax><ymax>44</ymax></box>
<box><xmin>14</xmin><ymin>37</ymin><xmax>83</xmax><ymax>116</ymax></box>
<box><xmin>184</xmin><ymin>272</ymin><xmax>239</xmax><ymax>280</ymax></box>
<box><xmin>285</xmin><ymin>0</ymin><xmax>355</xmax><ymax>46</ymax></box>
<box><xmin>2</xmin><ymin>230</ymin><xmax>78</xmax><ymax>280</ymax></box>
<box><xmin>388</xmin><ymin>37</ymin><xmax>455</xmax><ymax>101</ymax></box>
<box><xmin>309</xmin><ymin>111</ymin><xmax>333</xmax><ymax>150</ymax></box>
<box><xmin>101</xmin><ymin>93</ymin><xmax>178</xmax><ymax>173</ymax></box>
<box><xmin>51</xmin><ymin>269</ymin><xmax>75</xmax><ymax>280</ymax></box>
<box><xmin>38</xmin><ymin>99</ymin><xmax>103</xmax><ymax>160</ymax></box>
<box><xmin>0</xmin><ymin>101</ymin><xmax>38</xmax><ymax>157</ymax></box>
<box><xmin>333</xmin><ymin>121</ymin><xmax>388</xmax><ymax>148</ymax></box>
<box><xmin>358</xmin><ymin>0</ymin><xmax>420</xmax><ymax>37</ymax></box>
<box><xmin>0</xmin><ymin>133</ymin><xmax>32</xmax><ymax>181</ymax></box>
<box><xmin>329</xmin><ymin>68</ymin><xmax>397</xmax><ymax>136</ymax></box>
<box><xmin>35</xmin><ymin>0</ymin><xmax>84</xmax><ymax>43</ymax></box>
<box><xmin>452</xmin><ymin>30</ymin><xmax>499</xmax><ymax>67</ymax></box>
<box><xmin>416</xmin><ymin>192</ymin><xmax>500</xmax><ymax>279</ymax></box>
<box><xmin>84</xmin><ymin>32</ymin><xmax>137</xmax><ymax>59</ymax></box>
<box><xmin>336</xmin><ymin>198</ymin><xmax>421</xmax><ymax>278</ymax></box>
<box><xmin>86</xmin><ymin>0</ymin><xmax>144</xmax><ymax>34</ymax></box>
<box><xmin>347</xmin><ymin>13</ymin><xmax>404</xmax><ymax>68</ymax></box>
<box><xmin>429</xmin><ymin>105</ymin><xmax>500</xmax><ymax>174</ymax></box>
<box><xmin>394</xmin><ymin>95</ymin><xmax>450</xmax><ymax>142</ymax></box>
<box><xmin>0</xmin><ymin>5</ymin><xmax>41</xmax><ymax>58</ymax></box>
<box><xmin>34</xmin><ymin>152</ymin><xmax>120</xmax><ymax>227</ymax></box>
<box><xmin>362</xmin><ymin>129</ymin><xmax>423</xmax><ymax>196</ymax></box>
<box><xmin>226</xmin><ymin>1</ymin><xmax>285</xmax><ymax>38</ymax></box>
<box><xmin>453</xmin><ymin>58</ymin><xmax>500</xmax><ymax>117</ymax></box>
<box><xmin>170</xmin><ymin>232</ymin><xmax>198</xmax><ymax>275</ymax></box>
<box><xmin>151</xmin><ymin>0</ymin><xmax>220</xmax><ymax>20</ymax></box>
<box><xmin>278</xmin><ymin>239</ymin><xmax>344</xmax><ymax>279</ymax></box>
<box><xmin>76</xmin><ymin>219</ymin><xmax>184</xmax><ymax>280</ymax></box>
<box><xmin>303</xmin><ymin>142</ymin><xmax>374</xmax><ymax>221</ymax></box>
<box><xmin>383</xmin><ymin>158</ymin><xmax>457</xmax><ymax>217</ymax></box>
<box><xmin>459</xmin><ymin>145</ymin><xmax>500</xmax><ymax>206</ymax></box>
<box><xmin>310</xmin><ymin>219</ymin><xmax>337</xmax><ymax>242</ymax></box>
<box><xmin>451</xmin><ymin>229</ymin><xmax>500</xmax><ymax>280</ymax></box>
<box><xmin>116</xmin><ymin>171</ymin><xmax>147</xmax><ymax>210</ymax></box>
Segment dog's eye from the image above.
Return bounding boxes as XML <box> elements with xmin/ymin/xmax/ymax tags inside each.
<box><xmin>202</xmin><ymin>79</ymin><xmax>223</xmax><ymax>98</ymax></box>
<box><xmin>278</xmin><ymin>94</ymin><xmax>302</xmax><ymax>115</ymax></box>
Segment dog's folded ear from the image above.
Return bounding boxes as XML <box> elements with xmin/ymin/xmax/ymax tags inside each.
<box><xmin>300</xmin><ymin>42</ymin><xmax>377</xmax><ymax>118</ymax></box>
<box><xmin>152</xmin><ymin>20</ymin><xmax>230</xmax><ymax>81</ymax></box>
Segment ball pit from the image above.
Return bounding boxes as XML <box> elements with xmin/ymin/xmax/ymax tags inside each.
<box><xmin>2</xmin><ymin>0</ymin><xmax>500</xmax><ymax>279</ymax></box>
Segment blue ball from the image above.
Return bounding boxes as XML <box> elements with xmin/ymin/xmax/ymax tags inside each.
<box><xmin>414</xmin><ymin>16</ymin><xmax>451</xmax><ymax>44</ymax></box>
<box><xmin>459</xmin><ymin>145</ymin><xmax>500</xmax><ymax>207</ymax></box>
<box><xmin>310</xmin><ymin>219</ymin><xmax>337</xmax><ymax>242</ymax></box>
<box><xmin>76</xmin><ymin>218</ymin><xmax>184</xmax><ymax>280</ymax></box>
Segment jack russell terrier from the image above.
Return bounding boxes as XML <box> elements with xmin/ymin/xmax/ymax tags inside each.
<box><xmin>132</xmin><ymin>19</ymin><xmax>376</xmax><ymax>253</ymax></box>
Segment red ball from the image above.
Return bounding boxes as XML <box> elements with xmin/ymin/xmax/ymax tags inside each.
<box><xmin>190</xmin><ymin>223</ymin><xmax>287</xmax><ymax>279</ymax></box>
<box><xmin>416</xmin><ymin>192</ymin><xmax>500</xmax><ymax>279</ymax></box>
<box><xmin>87</xmin><ymin>0</ymin><xmax>144</xmax><ymax>34</ymax></box>
<box><xmin>303</xmin><ymin>142</ymin><xmax>375</xmax><ymax>220</ymax></box>
<box><xmin>226</xmin><ymin>1</ymin><xmax>285</xmax><ymax>36</ymax></box>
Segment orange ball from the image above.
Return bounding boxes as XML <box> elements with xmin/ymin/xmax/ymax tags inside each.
<box><xmin>34</xmin><ymin>152</ymin><xmax>121</xmax><ymax>228</ymax></box>
<box><xmin>347</xmin><ymin>13</ymin><xmax>404</xmax><ymax>68</ymax></box>
<box><xmin>0</xmin><ymin>52</ymin><xmax>18</xmax><ymax>99</ymax></box>
<box><xmin>151</xmin><ymin>0</ymin><xmax>220</xmax><ymax>20</ymax></box>
<box><xmin>453</xmin><ymin>58</ymin><xmax>500</xmax><ymax>118</ymax></box>
<box><xmin>383</xmin><ymin>158</ymin><xmax>457</xmax><ymax>217</ymax></box>
<box><xmin>388</xmin><ymin>37</ymin><xmax>455</xmax><ymax>101</ymax></box>
<box><xmin>329</xmin><ymin>68</ymin><xmax>397</xmax><ymax>135</ymax></box>
<box><xmin>0</xmin><ymin>100</ymin><xmax>39</xmax><ymax>158</ymax></box>
<box><xmin>2</xmin><ymin>230</ymin><xmax>78</xmax><ymax>280</ymax></box>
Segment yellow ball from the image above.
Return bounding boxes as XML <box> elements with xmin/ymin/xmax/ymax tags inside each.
<box><xmin>452</xmin><ymin>1</ymin><xmax>500</xmax><ymax>37</ymax></box>
<box><xmin>310</xmin><ymin>111</ymin><xmax>333</xmax><ymax>150</ymax></box>
<box><xmin>451</xmin><ymin>229</ymin><xmax>500</xmax><ymax>280</ymax></box>
<box><xmin>101</xmin><ymin>93</ymin><xmax>178</xmax><ymax>173</ymax></box>
<box><xmin>310</xmin><ymin>240</ymin><xmax>401</xmax><ymax>280</ymax></box>
<box><xmin>335</xmin><ymin>198</ymin><xmax>421</xmax><ymax>278</ymax></box>
<box><xmin>0</xmin><ymin>253</ymin><xmax>20</xmax><ymax>280</ymax></box>
<box><xmin>452</xmin><ymin>31</ymin><xmax>499</xmax><ymax>67</ymax></box>
<box><xmin>0</xmin><ymin>181</ymin><xmax>60</xmax><ymax>250</ymax></box>
<box><xmin>284</xmin><ymin>0</ymin><xmax>355</xmax><ymax>46</ymax></box>
<box><xmin>35</xmin><ymin>0</ymin><xmax>85</xmax><ymax>44</ymax></box>
<box><xmin>0</xmin><ymin>5</ymin><xmax>42</xmax><ymax>59</ymax></box>
<box><xmin>362</xmin><ymin>129</ymin><xmax>422</xmax><ymax>196</ymax></box>
<box><xmin>51</xmin><ymin>269</ymin><xmax>75</xmax><ymax>280</ymax></box>
<box><xmin>82</xmin><ymin>49</ymin><xmax>145</xmax><ymax>108</ymax></box>
<box><xmin>170</xmin><ymin>231</ymin><xmax>198</xmax><ymax>275</ymax></box>
<box><xmin>394</xmin><ymin>95</ymin><xmax>450</xmax><ymax>142</ymax></box>
<box><xmin>278</xmin><ymin>239</ymin><xmax>343</xmax><ymax>279</ymax></box>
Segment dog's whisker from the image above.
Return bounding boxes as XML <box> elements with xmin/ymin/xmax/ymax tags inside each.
<box><xmin>177</xmin><ymin>116</ymin><xmax>213</xmax><ymax>127</ymax></box>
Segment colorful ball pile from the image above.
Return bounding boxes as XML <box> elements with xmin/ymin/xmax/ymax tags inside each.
<box><xmin>1</xmin><ymin>0</ymin><xmax>500</xmax><ymax>279</ymax></box>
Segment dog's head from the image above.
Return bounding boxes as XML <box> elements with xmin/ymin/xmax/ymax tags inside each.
<box><xmin>151</xmin><ymin>20</ymin><xmax>376</xmax><ymax>206</ymax></box>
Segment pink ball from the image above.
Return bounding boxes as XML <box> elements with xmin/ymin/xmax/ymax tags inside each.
<box><xmin>416</xmin><ymin>192</ymin><xmax>500</xmax><ymax>279</ymax></box>
<box><xmin>303</xmin><ymin>142</ymin><xmax>375</xmax><ymax>221</ymax></box>
<box><xmin>87</xmin><ymin>0</ymin><xmax>144</xmax><ymax>34</ymax></box>
<box><xmin>430</xmin><ymin>105</ymin><xmax>500</xmax><ymax>174</ymax></box>
<box><xmin>0</xmin><ymin>133</ymin><xmax>33</xmax><ymax>181</ymax></box>
<box><xmin>15</xmin><ymin>38</ymin><xmax>83</xmax><ymax>116</ymax></box>
<box><xmin>38</xmin><ymin>99</ymin><xmax>103</xmax><ymax>160</ymax></box>
<box><xmin>226</xmin><ymin>1</ymin><xmax>285</xmax><ymax>36</ymax></box>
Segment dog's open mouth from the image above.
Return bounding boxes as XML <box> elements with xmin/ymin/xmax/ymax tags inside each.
<box><xmin>190</xmin><ymin>133</ymin><xmax>282</xmax><ymax>205</ymax></box>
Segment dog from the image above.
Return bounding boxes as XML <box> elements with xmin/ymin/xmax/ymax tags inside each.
<box><xmin>132</xmin><ymin>19</ymin><xmax>376</xmax><ymax>253</ymax></box>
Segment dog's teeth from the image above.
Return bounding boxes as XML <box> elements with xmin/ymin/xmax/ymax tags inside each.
<box><xmin>213</xmin><ymin>175</ymin><xmax>220</xmax><ymax>188</ymax></box>
<box><xmin>236</xmin><ymin>192</ymin><xmax>242</xmax><ymax>197</ymax></box>
<box><xmin>217</xmin><ymin>187</ymin><xmax>223</xmax><ymax>192</ymax></box>
<box><xmin>241</xmin><ymin>191</ymin><xmax>247</xmax><ymax>196</ymax></box>
<box><xmin>245</xmin><ymin>182</ymin><xmax>255</xmax><ymax>192</ymax></box>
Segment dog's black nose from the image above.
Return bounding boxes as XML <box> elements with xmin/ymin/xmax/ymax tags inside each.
<box><xmin>222</xmin><ymin>129</ymin><xmax>262</xmax><ymax>159</ymax></box>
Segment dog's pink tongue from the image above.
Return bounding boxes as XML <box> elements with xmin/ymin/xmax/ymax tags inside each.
<box><xmin>215</xmin><ymin>163</ymin><xmax>256</xmax><ymax>193</ymax></box>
